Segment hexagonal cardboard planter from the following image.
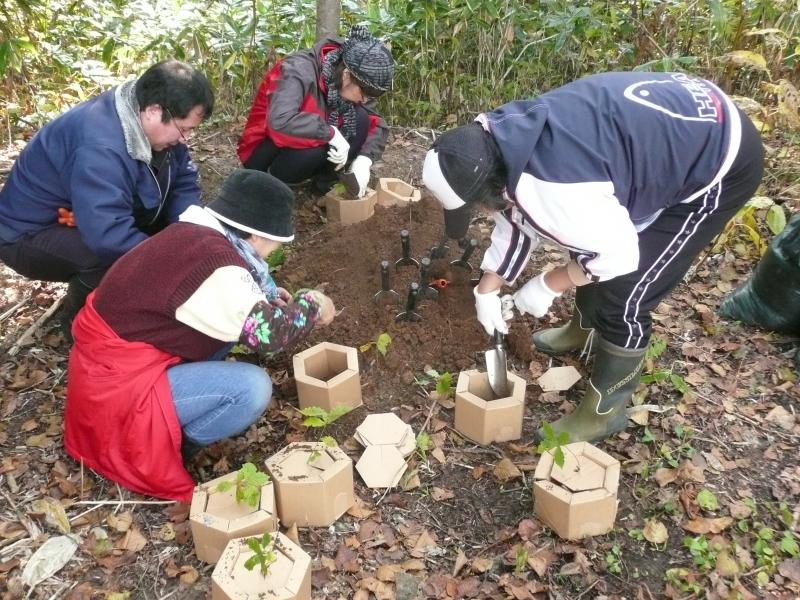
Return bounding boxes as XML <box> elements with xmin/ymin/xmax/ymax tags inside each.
<box><xmin>190</xmin><ymin>471</ymin><xmax>278</xmax><ymax>565</ymax></box>
<box><xmin>293</xmin><ymin>342</ymin><xmax>362</xmax><ymax>412</ymax></box>
<box><xmin>265</xmin><ymin>442</ymin><xmax>354</xmax><ymax>527</ymax></box>
<box><xmin>211</xmin><ymin>532</ymin><xmax>311</xmax><ymax>600</ymax></box>
<box><xmin>377</xmin><ymin>178</ymin><xmax>421</xmax><ymax>207</ymax></box>
<box><xmin>533</xmin><ymin>441</ymin><xmax>620</xmax><ymax>540</ymax></box>
<box><xmin>324</xmin><ymin>187</ymin><xmax>377</xmax><ymax>225</ymax></box>
<box><xmin>454</xmin><ymin>369</ymin><xmax>527</xmax><ymax>445</ymax></box>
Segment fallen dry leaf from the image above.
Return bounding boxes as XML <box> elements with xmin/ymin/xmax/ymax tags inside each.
<box><xmin>431</xmin><ymin>487</ymin><xmax>454</xmax><ymax>501</ymax></box>
<box><xmin>778</xmin><ymin>558</ymin><xmax>800</xmax><ymax>584</ymax></box>
<box><xmin>527</xmin><ymin>546</ymin><xmax>557</xmax><ymax>577</ymax></box>
<box><xmin>643</xmin><ymin>519</ymin><xmax>669</xmax><ymax>544</ymax></box>
<box><xmin>107</xmin><ymin>512</ymin><xmax>133</xmax><ymax>533</ymax></box>
<box><xmin>178</xmin><ymin>565</ymin><xmax>199</xmax><ymax>585</ymax></box>
<box><xmin>116</xmin><ymin>526</ymin><xmax>147</xmax><ymax>552</ymax></box>
<box><xmin>452</xmin><ymin>549</ymin><xmax>468</xmax><ymax>577</ymax></box>
<box><xmin>681</xmin><ymin>516</ymin><xmax>733</xmax><ymax>534</ymax></box>
<box><xmin>493</xmin><ymin>458</ymin><xmax>522</xmax><ymax>483</ymax></box>
<box><xmin>765</xmin><ymin>405</ymin><xmax>795</xmax><ymax>430</ymax></box>
<box><xmin>410</xmin><ymin>530</ymin><xmax>439</xmax><ymax>558</ymax></box>
<box><xmin>471</xmin><ymin>556</ymin><xmax>494</xmax><ymax>573</ymax></box>
<box><xmin>376</xmin><ymin>564</ymin><xmax>401</xmax><ymax>582</ymax></box>
<box><xmin>654</xmin><ymin>467</ymin><xmax>677</xmax><ymax>487</ymax></box>
<box><xmin>346</xmin><ymin>496</ymin><xmax>375</xmax><ymax>520</ymax></box>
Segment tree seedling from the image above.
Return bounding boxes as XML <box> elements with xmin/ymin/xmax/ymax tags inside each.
<box><xmin>244</xmin><ymin>532</ymin><xmax>278</xmax><ymax>576</ymax></box>
<box><xmin>299</xmin><ymin>405</ymin><xmax>353</xmax><ymax>429</ymax></box>
<box><xmin>435</xmin><ymin>371</ymin><xmax>454</xmax><ymax>398</ymax></box>
<box><xmin>415</xmin><ymin>432</ymin><xmax>433</xmax><ymax>462</ymax></box>
<box><xmin>308</xmin><ymin>435</ymin><xmax>338</xmax><ymax>464</ymax></box>
<box><xmin>536</xmin><ymin>422</ymin><xmax>571</xmax><ymax>469</ymax></box>
<box><xmin>514</xmin><ymin>545</ymin><xmax>528</xmax><ymax>576</ymax></box>
<box><xmin>359</xmin><ymin>332</ymin><xmax>392</xmax><ymax>356</ymax></box>
<box><xmin>216</xmin><ymin>462</ymin><xmax>270</xmax><ymax>508</ymax></box>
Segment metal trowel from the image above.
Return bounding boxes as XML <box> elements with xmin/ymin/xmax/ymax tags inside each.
<box><xmin>485</xmin><ymin>329</ymin><xmax>509</xmax><ymax>397</ymax></box>
<box><xmin>338</xmin><ymin>169</ymin><xmax>361</xmax><ymax>198</ymax></box>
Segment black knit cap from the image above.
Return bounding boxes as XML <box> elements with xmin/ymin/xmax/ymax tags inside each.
<box><xmin>432</xmin><ymin>123</ymin><xmax>503</xmax><ymax>239</ymax></box>
<box><xmin>206</xmin><ymin>169</ymin><xmax>295</xmax><ymax>242</ymax></box>
<box><xmin>342</xmin><ymin>25</ymin><xmax>394</xmax><ymax>96</ymax></box>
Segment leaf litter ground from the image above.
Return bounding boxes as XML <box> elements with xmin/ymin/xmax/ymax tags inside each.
<box><xmin>0</xmin><ymin>122</ymin><xmax>799</xmax><ymax>600</ymax></box>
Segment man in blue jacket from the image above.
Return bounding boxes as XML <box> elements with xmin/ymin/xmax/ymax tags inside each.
<box><xmin>0</xmin><ymin>59</ymin><xmax>214</xmax><ymax>339</ymax></box>
<box><xmin>423</xmin><ymin>72</ymin><xmax>764</xmax><ymax>444</ymax></box>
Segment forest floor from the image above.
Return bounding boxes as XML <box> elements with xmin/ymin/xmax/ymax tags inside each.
<box><xmin>1</xmin><ymin>116</ymin><xmax>799</xmax><ymax>600</ymax></box>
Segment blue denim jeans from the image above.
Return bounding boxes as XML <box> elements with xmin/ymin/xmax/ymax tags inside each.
<box><xmin>167</xmin><ymin>358</ymin><xmax>271</xmax><ymax>446</ymax></box>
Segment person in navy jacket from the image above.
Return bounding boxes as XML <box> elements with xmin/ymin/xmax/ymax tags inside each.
<box><xmin>0</xmin><ymin>60</ymin><xmax>214</xmax><ymax>338</ymax></box>
<box><xmin>423</xmin><ymin>72</ymin><xmax>764</xmax><ymax>444</ymax></box>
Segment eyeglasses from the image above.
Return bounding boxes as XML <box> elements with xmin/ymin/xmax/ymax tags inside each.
<box><xmin>163</xmin><ymin>107</ymin><xmax>191</xmax><ymax>142</ymax></box>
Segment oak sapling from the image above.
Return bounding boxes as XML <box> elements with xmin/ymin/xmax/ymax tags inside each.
<box><xmin>537</xmin><ymin>422</ymin><xmax>571</xmax><ymax>469</ymax></box>
<box><xmin>244</xmin><ymin>532</ymin><xmax>278</xmax><ymax>576</ymax></box>
<box><xmin>216</xmin><ymin>462</ymin><xmax>270</xmax><ymax>508</ymax></box>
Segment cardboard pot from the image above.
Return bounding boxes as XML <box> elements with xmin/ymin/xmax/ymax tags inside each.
<box><xmin>265</xmin><ymin>442</ymin><xmax>354</xmax><ymax>527</ymax></box>
<box><xmin>324</xmin><ymin>187</ymin><xmax>377</xmax><ymax>225</ymax></box>
<box><xmin>293</xmin><ymin>342</ymin><xmax>362</xmax><ymax>412</ymax></box>
<box><xmin>533</xmin><ymin>441</ymin><xmax>620</xmax><ymax>540</ymax></box>
<box><xmin>454</xmin><ymin>369</ymin><xmax>527</xmax><ymax>445</ymax></box>
<box><xmin>211</xmin><ymin>532</ymin><xmax>311</xmax><ymax>600</ymax></box>
<box><xmin>190</xmin><ymin>471</ymin><xmax>277</xmax><ymax>564</ymax></box>
<box><xmin>377</xmin><ymin>178</ymin><xmax>421</xmax><ymax>207</ymax></box>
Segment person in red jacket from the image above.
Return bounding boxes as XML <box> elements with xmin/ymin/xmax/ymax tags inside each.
<box><xmin>64</xmin><ymin>170</ymin><xmax>335</xmax><ymax>502</ymax></box>
<box><xmin>238</xmin><ymin>26</ymin><xmax>393</xmax><ymax>197</ymax></box>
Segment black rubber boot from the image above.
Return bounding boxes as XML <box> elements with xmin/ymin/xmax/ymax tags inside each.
<box><xmin>57</xmin><ymin>278</ymin><xmax>94</xmax><ymax>343</ymax></box>
<box><xmin>181</xmin><ymin>434</ymin><xmax>203</xmax><ymax>464</ymax></box>
<box><xmin>532</xmin><ymin>285</ymin><xmax>598</xmax><ymax>355</ymax></box>
<box><xmin>534</xmin><ymin>336</ymin><xmax>646</xmax><ymax>444</ymax></box>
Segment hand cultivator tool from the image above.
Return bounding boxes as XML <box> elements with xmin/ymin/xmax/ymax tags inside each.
<box><xmin>450</xmin><ymin>238</ymin><xmax>478</xmax><ymax>271</ymax></box>
<box><xmin>429</xmin><ymin>236</ymin><xmax>449</xmax><ymax>259</ymax></box>
<box><xmin>395</xmin><ymin>282</ymin><xmax>422</xmax><ymax>322</ymax></box>
<box><xmin>418</xmin><ymin>257</ymin><xmax>439</xmax><ymax>300</ymax></box>
<box><xmin>373</xmin><ymin>260</ymin><xmax>401</xmax><ymax>305</ymax></box>
<box><xmin>395</xmin><ymin>229</ymin><xmax>420</xmax><ymax>269</ymax></box>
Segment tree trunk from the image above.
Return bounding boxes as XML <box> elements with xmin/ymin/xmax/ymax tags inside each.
<box><xmin>316</xmin><ymin>0</ymin><xmax>340</xmax><ymax>42</ymax></box>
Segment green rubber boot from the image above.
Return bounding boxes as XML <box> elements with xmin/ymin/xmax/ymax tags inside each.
<box><xmin>532</xmin><ymin>286</ymin><xmax>597</xmax><ymax>355</ymax></box>
<box><xmin>534</xmin><ymin>337</ymin><xmax>646</xmax><ymax>444</ymax></box>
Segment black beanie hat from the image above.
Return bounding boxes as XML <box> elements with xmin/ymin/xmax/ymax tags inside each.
<box><xmin>422</xmin><ymin>123</ymin><xmax>504</xmax><ymax>239</ymax></box>
<box><xmin>342</xmin><ymin>26</ymin><xmax>394</xmax><ymax>96</ymax></box>
<box><xmin>206</xmin><ymin>169</ymin><xmax>295</xmax><ymax>242</ymax></box>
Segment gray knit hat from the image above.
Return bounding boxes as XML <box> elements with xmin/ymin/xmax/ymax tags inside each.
<box><xmin>342</xmin><ymin>26</ymin><xmax>393</xmax><ymax>96</ymax></box>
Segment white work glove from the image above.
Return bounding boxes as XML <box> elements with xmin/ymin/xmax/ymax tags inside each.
<box><xmin>513</xmin><ymin>273</ymin><xmax>562</xmax><ymax>318</ymax></box>
<box><xmin>474</xmin><ymin>287</ymin><xmax>509</xmax><ymax>336</ymax></box>
<box><xmin>350</xmin><ymin>155</ymin><xmax>372</xmax><ymax>197</ymax></box>
<box><xmin>327</xmin><ymin>126</ymin><xmax>350</xmax><ymax>169</ymax></box>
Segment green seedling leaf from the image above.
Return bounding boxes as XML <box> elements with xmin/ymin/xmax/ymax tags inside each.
<box><xmin>320</xmin><ymin>435</ymin><xmax>337</xmax><ymax>448</ymax></box>
<box><xmin>244</xmin><ymin>532</ymin><xmax>277</xmax><ymax>576</ymax></box>
<box><xmin>696</xmin><ymin>489</ymin><xmax>719</xmax><ymax>511</ymax></box>
<box><xmin>537</xmin><ymin>422</ymin><xmax>570</xmax><ymax>468</ymax></box>
<box><xmin>217</xmin><ymin>463</ymin><xmax>270</xmax><ymax>507</ymax></box>
<box><xmin>646</xmin><ymin>336</ymin><xmax>667</xmax><ymax>360</ymax></box>
<box><xmin>670</xmin><ymin>373</ymin><xmax>689</xmax><ymax>394</ymax></box>
<box><xmin>767</xmin><ymin>204</ymin><xmax>787</xmax><ymax>235</ymax></box>
<box><xmin>302</xmin><ymin>416</ymin><xmax>326</xmax><ymax>428</ymax></box>
<box><xmin>781</xmin><ymin>532</ymin><xmax>799</xmax><ymax>556</ymax></box>
<box><xmin>326</xmin><ymin>405</ymin><xmax>353</xmax><ymax>424</ymax></box>
<box><xmin>435</xmin><ymin>372</ymin><xmax>454</xmax><ymax>397</ymax></box>
<box><xmin>299</xmin><ymin>406</ymin><xmax>327</xmax><ymax>418</ymax></box>
<box><xmin>375</xmin><ymin>332</ymin><xmax>392</xmax><ymax>356</ymax></box>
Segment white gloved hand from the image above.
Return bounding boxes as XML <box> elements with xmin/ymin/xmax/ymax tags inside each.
<box><xmin>327</xmin><ymin>126</ymin><xmax>350</xmax><ymax>168</ymax></box>
<box><xmin>474</xmin><ymin>287</ymin><xmax>509</xmax><ymax>336</ymax></box>
<box><xmin>513</xmin><ymin>272</ymin><xmax>562</xmax><ymax>318</ymax></box>
<box><xmin>350</xmin><ymin>155</ymin><xmax>372</xmax><ymax>197</ymax></box>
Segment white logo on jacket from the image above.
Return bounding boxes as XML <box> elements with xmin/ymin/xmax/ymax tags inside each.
<box><xmin>623</xmin><ymin>73</ymin><xmax>721</xmax><ymax>122</ymax></box>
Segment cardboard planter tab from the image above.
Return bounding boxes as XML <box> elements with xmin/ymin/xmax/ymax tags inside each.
<box><xmin>533</xmin><ymin>441</ymin><xmax>620</xmax><ymax>540</ymax></box>
<box><xmin>324</xmin><ymin>187</ymin><xmax>377</xmax><ymax>225</ymax></box>
<box><xmin>356</xmin><ymin>445</ymin><xmax>407</xmax><ymax>488</ymax></box>
<box><xmin>377</xmin><ymin>178</ymin><xmax>421</xmax><ymax>207</ymax></box>
<box><xmin>354</xmin><ymin>413</ymin><xmax>415</xmax><ymax>457</ymax></box>
<box><xmin>190</xmin><ymin>472</ymin><xmax>277</xmax><ymax>565</ymax></box>
<box><xmin>265</xmin><ymin>442</ymin><xmax>354</xmax><ymax>527</ymax></box>
<box><xmin>293</xmin><ymin>342</ymin><xmax>362</xmax><ymax>412</ymax></box>
<box><xmin>454</xmin><ymin>369</ymin><xmax>527</xmax><ymax>445</ymax></box>
<box><xmin>211</xmin><ymin>532</ymin><xmax>311</xmax><ymax>600</ymax></box>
